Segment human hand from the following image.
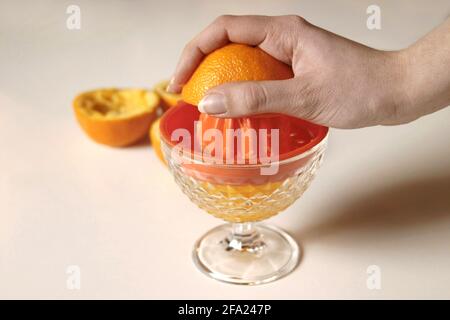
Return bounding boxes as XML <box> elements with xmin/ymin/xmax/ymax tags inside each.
<box><xmin>168</xmin><ymin>15</ymin><xmax>450</xmax><ymax>129</ymax></box>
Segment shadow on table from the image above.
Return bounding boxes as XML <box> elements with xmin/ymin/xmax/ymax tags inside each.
<box><xmin>294</xmin><ymin>173</ymin><xmax>450</xmax><ymax>244</ymax></box>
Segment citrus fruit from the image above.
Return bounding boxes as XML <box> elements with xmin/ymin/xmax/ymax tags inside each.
<box><xmin>149</xmin><ymin>118</ymin><xmax>166</xmax><ymax>164</ymax></box>
<box><xmin>181</xmin><ymin>43</ymin><xmax>293</xmax><ymax>106</ymax></box>
<box><xmin>73</xmin><ymin>88</ymin><xmax>160</xmax><ymax>147</ymax></box>
<box><xmin>180</xmin><ymin>44</ymin><xmax>294</xmax><ymax>161</ymax></box>
<box><xmin>154</xmin><ymin>80</ymin><xmax>182</xmax><ymax>110</ymax></box>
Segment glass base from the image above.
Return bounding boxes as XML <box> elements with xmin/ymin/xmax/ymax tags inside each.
<box><xmin>192</xmin><ymin>223</ymin><xmax>300</xmax><ymax>285</ymax></box>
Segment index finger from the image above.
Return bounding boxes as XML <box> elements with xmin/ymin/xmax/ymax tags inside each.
<box><xmin>168</xmin><ymin>15</ymin><xmax>273</xmax><ymax>93</ymax></box>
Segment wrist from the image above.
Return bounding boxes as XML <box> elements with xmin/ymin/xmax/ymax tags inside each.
<box><xmin>376</xmin><ymin>49</ymin><xmax>412</xmax><ymax>125</ymax></box>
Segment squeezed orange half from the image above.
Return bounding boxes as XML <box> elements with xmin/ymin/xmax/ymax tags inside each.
<box><xmin>73</xmin><ymin>88</ymin><xmax>160</xmax><ymax>147</ymax></box>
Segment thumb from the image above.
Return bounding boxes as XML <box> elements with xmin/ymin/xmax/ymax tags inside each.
<box><xmin>197</xmin><ymin>78</ymin><xmax>311</xmax><ymax>118</ymax></box>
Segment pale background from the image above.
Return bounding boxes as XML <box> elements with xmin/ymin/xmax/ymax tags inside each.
<box><xmin>1</xmin><ymin>0</ymin><xmax>449</xmax><ymax>299</ymax></box>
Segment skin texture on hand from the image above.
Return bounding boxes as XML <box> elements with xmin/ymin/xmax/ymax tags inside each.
<box><xmin>168</xmin><ymin>15</ymin><xmax>450</xmax><ymax>129</ymax></box>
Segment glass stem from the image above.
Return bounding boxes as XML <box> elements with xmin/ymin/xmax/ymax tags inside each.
<box><xmin>224</xmin><ymin>222</ymin><xmax>266</xmax><ymax>253</ymax></box>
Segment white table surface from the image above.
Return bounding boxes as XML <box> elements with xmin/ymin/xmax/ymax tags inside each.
<box><xmin>1</xmin><ymin>0</ymin><xmax>450</xmax><ymax>299</ymax></box>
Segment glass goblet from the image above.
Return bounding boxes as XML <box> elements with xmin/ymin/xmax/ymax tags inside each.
<box><xmin>160</xmin><ymin>103</ymin><xmax>328</xmax><ymax>285</ymax></box>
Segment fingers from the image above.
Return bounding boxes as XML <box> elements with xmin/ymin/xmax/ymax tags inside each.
<box><xmin>168</xmin><ymin>15</ymin><xmax>274</xmax><ymax>93</ymax></box>
<box><xmin>198</xmin><ymin>78</ymin><xmax>315</xmax><ymax>119</ymax></box>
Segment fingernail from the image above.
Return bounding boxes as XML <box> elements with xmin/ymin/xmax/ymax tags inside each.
<box><xmin>166</xmin><ymin>78</ymin><xmax>182</xmax><ymax>93</ymax></box>
<box><xmin>198</xmin><ymin>93</ymin><xmax>227</xmax><ymax>114</ymax></box>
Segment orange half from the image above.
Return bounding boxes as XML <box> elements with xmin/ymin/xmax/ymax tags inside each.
<box><xmin>73</xmin><ymin>88</ymin><xmax>160</xmax><ymax>147</ymax></box>
<box><xmin>181</xmin><ymin>44</ymin><xmax>293</xmax><ymax>106</ymax></box>
<box><xmin>149</xmin><ymin>118</ymin><xmax>166</xmax><ymax>165</ymax></box>
<box><xmin>154</xmin><ymin>80</ymin><xmax>182</xmax><ymax>110</ymax></box>
<box><xmin>180</xmin><ymin>44</ymin><xmax>296</xmax><ymax>161</ymax></box>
